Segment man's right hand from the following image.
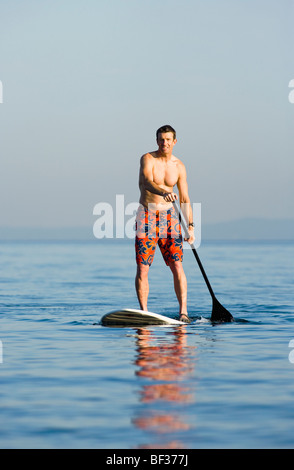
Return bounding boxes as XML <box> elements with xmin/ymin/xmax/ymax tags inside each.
<box><xmin>163</xmin><ymin>192</ymin><xmax>178</xmax><ymax>203</ymax></box>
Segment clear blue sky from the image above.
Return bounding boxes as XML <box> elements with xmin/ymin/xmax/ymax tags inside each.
<box><xmin>0</xmin><ymin>0</ymin><xmax>293</xmax><ymax>227</ymax></box>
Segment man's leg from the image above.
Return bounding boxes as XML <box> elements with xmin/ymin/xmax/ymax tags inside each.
<box><xmin>135</xmin><ymin>263</ymin><xmax>150</xmax><ymax>311</ymax></box>
<box><xmin>169</xmin><ymin>260</ymin><xmax>190</xmax><ymax>322</ymax></box>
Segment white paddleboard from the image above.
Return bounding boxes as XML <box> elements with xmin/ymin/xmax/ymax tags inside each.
<box><xmin>100</xmin><ymin>308</ymin><xmax>187</xmax><ymax>327</ymax></box>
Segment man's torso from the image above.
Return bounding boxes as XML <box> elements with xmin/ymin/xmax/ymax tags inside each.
<box><xmin>139</xmin><ymin>152</ymin><xmax>181</xmax><ymax>210</ymax></box>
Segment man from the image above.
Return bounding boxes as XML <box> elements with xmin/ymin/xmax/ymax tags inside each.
<box><xmin>135</xmin><ymin>125</ymin><xmax>195</xmax><ymax>323</ymax></box>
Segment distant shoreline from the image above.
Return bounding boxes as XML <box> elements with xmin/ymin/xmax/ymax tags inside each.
<box><xmin>0</xmin><ymin>218</ymin><xmax>293</xmax><ymax>241</ymax></box>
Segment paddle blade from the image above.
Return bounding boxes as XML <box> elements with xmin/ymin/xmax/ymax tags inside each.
<box><xmin>211</xmin><ymin>297</ymin><xmax>234</xmax><ymax>323</ymax></box>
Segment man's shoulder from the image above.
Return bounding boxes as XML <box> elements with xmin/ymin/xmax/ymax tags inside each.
<box><xmin>172</xmin><ymin>155</ymin><xmax>185</xmax><ymax>169</ymax></box>
<box><xmin>140</xmin><ymin>152</ymin><xmax>156</xmax><ymax>163</ymax></box>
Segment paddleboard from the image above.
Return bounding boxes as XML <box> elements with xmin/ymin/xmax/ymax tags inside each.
<box><xmin>100</xmin><ymin>308</ymin><xmax>187</xmax><ymax>327</ymax></box>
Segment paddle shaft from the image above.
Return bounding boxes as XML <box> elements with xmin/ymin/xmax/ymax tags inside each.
<box><xmin>173</xmin><ymin>201</ymin><xmax>234</xmax><ymax>322</ymax></box>
<box><xmin>173</xmin><ymin>202</ymin><xmax>216</xmax><ymax>300</ymax></box>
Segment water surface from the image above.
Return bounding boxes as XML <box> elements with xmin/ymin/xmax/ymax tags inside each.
<box><xmin>0</xmin><ymin>240</ymin><xmax>293</xmax><ymax>448</ymax></box>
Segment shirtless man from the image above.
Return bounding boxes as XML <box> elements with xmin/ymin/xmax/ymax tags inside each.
<box><xmin>135</xmin><ymin>125</ymin><xmax>195</xmax><ymax>323</ymax></box>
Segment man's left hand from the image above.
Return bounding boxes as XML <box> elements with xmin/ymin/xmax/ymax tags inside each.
<box><xmin>184</xmin><ymin>227</ymin><xmax>195</xmax><ymax>245</ymax></box>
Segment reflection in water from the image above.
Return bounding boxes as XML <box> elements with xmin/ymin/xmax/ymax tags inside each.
<box><xmin>132</xmin><ymin>326</ymin><xmax>197</xmax><ymax>449</ymax></box>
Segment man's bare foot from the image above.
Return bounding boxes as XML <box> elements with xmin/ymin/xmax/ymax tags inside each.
<box><xmin>179</xmin><ymin>314</ymin><xmax>191</xmax><ymax>323</ymax></box>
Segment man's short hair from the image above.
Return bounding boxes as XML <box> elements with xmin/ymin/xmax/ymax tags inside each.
<box><xmin>156</xmin><ymin>125</ymin><xmax>176</xmax><ymax>141</ymax></box>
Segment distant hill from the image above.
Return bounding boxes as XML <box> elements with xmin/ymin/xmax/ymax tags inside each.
<box><xmin>203</xmin><ymin>218</ymin><xmax>294</xmax><ymax>240</ymax></box>
<box><xmin>0</xmin><ymin>226</ymin><xmax>91</xmax><ymax>241</ymax></box>
<box><xmin>0</xmin><ymin>218</ymin><xmax>293</xmax><ymax>241</ymax></box>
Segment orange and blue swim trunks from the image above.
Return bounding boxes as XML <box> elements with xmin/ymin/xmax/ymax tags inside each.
<box><xmin>135</xmin><ymin>204</ymin><xmax>183</xmax><ymax>266</ymax></box>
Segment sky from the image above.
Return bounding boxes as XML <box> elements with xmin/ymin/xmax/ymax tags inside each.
<box><xmin>0</xmin><ymin>0</ymin><xmax>293</xmax><ymax>229</ymax></box>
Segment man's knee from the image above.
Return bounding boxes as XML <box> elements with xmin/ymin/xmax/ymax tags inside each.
<box><xmin>169</xmin><ymin>260</ymin><xmax>184</xmax><ymax>275</ymax></box>
<box><xmin>136</xmin><ymin>263</ymin><xmax>150</xmax><ymax>279</ymax></box>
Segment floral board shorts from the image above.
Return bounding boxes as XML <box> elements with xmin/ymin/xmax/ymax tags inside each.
<box><xmin>135</xmin><ymin>204</ymin><xmax>183</xmax><ymax>266</ymax></box>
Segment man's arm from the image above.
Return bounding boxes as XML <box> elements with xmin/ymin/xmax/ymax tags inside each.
<box><xmin>177</xmin><ymin>162</ymin><xmax>195</xmax><ymax>244</ymax></box>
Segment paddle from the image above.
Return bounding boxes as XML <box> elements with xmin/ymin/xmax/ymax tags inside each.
<box><xmin>173</xmin><ymin>201</ymin><xmax>234</xmax><ymax>323</ymax></box>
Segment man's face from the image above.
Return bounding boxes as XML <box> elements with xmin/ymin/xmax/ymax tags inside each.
<box><xmin>157</xmin><ymin>132</ymin><xmax>177</xmax><ymax>155</ymax></box>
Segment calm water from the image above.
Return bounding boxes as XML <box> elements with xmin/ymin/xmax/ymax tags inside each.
<box><xmin>0</xmin><ymin>239</ymin><xmax>293</xmax><ymax>449</ymax></box>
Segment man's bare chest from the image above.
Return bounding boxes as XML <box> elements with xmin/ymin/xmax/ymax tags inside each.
<box><xmin>152</xmin><ymin>160</ymin><xmax>179</xmax><ymax>187</ymax></box>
